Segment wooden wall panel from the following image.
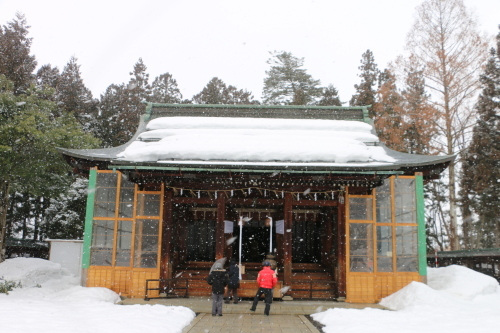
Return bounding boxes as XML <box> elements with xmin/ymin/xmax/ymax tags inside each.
<box><xmin>394</xmin><ymin>273</ymin><xmax>421</xmax><ymax>292</ymax></box>
<box><xmin>87</xmin><ymin>267</ymin><xmax>113</xmax><ymax>289</ymax></box>
<box><xmin>130</xmin><ymin>270</ymin><xmax>160</xmax><ymax>298</ymax></box>
<box><xmin>347</xmin><ymin>273</ymin><xmax>422</xmax><ymax>303</ymax></box>
<box><xmin>346</xmin><ymin>274</ymin><xmax>375</xmax><ymax>303</ymax></box>
<box><xmin>375</xmin><ymin>274</ymin><xmax>394</xmax><ymax>301</ymax></box>
<box><xmin>113</xmin><ymin>269</ymin><xmax>132</xmax><ymax>296</ymax></box>
<box><xmin>85</xmin><ymin>267</ymin><xmax>159</xmax><ymax>298</ymax></box>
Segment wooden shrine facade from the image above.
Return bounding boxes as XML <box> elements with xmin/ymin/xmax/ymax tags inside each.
<box><xmin>82</xmin><ymin>168</ymin><xmax>428</xmax><ymax>303</ymax></box>
<box><xmin>59</xmin><ymin>103</ymin><xmax>455</xmax><ymax>303</ymax></box>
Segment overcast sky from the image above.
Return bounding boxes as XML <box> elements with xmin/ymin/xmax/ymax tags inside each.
<box><xmin>0</xmin><ymin>0</ymin><xmax>499</xmax><ymax>104</ymax></box>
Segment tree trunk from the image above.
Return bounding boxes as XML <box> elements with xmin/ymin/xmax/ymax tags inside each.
<box><xmin>448</xmin><ymin>161</ymin><xmax>459</xmax><ymax>250</ymax></box>
<box><xmin>0</xmin><ymin>180</ymin><xmax>10</xmax><ymax>263</ymax></box>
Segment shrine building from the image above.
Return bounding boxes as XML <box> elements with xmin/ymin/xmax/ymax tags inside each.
<box><xmin>58</xmin><ymin>103</ymin><xmax>454</xmax><ymax>303</ymax></box>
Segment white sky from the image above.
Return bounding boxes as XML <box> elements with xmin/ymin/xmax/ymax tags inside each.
<box><xmin>0</xmin><ymin>0</ymin><xmax>499</xmax><ymax>104</ymax></box>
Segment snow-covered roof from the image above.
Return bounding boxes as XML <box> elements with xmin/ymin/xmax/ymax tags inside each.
<box><xmin>117</xmin><ymin>116</ymin><xmax>392</xmax><ymax>164</ymax></box>
<box><xmin>58</xmin><ymin>103</ymin><xmax>455</xmax><ymax>174</ymax></box>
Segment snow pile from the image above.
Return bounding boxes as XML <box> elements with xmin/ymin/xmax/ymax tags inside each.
<box><xmin>427</xmin><ymin>265</ymin><xmax>499</xmax><ymax>300</ymax></box>
<box><xmin>0</xmin><ymin>257</ymin><xmax>72</xmax><ymax>287</ymax></box>
<box><xmin>313</xmin><ymin>265</ymin><xmax>500</xmax><ymax>333</ymax></box>
<box><xmin>0</xmin><ymin>258</ymin><xmax>195</xmax><ymax>333</ymax></box>
<box><xmin>118</xmin><ymin>116</ymin><xmax>395</xmax><ymax>164</ymax></box>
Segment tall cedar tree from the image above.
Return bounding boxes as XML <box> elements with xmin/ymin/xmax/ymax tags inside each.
<box><xmin>400</xmin><ymin>59</ymin><xmax>438</xmax><ymax>154</ymax></box>
<box><xmin>57</xmin><ymin>56</ymin><xmax>98</xmax><ymax>132</ymax></box>
<box><xmin>262</xmin><ymin>51</ymin><xmax>322</xmax><ymax>105</ymax></box>
<box><xmin>151</xmin><ymin>72</ymin><xmax>183</xmax><ymax>104</ymax></box>
<box><xmin>36</xmin><ymin>64</ymin><xmax>61</xmax><ymax>102</ymax></box>
<box><xmin>96</xmin><ymin>83</ymin><xmax>129</xmax><ymax>147</ymax></box>
<box><xmin>97</xmin><ymin>58</ymin><xmax>151</xmax><ymax>147</ymax></box>
<box><xmin>192</xmin><ymin>77</ymin><xmax>257</xmax><ymax>104</ymax></box>
<box><xmin>406</xmin><ymin>0</ymin><xmax>489</xmax><ymax>250</ymax></box>
<box><xmin>318</xmin><ymin>85</ymin><xmax>342</xmax><ymax>106</ymax></box>
<box><xmin>373</xmin><ymin>69</ymin><xmax>407</xmax><ymax>151</ymax></box>
<box><xmin>350</xmin><ymin>50</ymin><xmax>380</xmax><ymax>118</ymax></box>
<box><xmin>460</xmin><ymin>26</ymin><xmax>500</xmax><ymax>249</ymax></box>
<box><xmin>0</xmin><ymin>13</ymin><xmax>37</xmax><ymax>94</ymax></box>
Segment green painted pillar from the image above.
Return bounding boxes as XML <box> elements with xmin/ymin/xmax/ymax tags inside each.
<box><xmin>82</xmin><ymin>169</ymin><xmax>97</xmax><ymax>269</ymax></box>
<box><xmin>415</xmin><ymin>173</ymin><xmax>427</xmax><ymax>278</ymax></box>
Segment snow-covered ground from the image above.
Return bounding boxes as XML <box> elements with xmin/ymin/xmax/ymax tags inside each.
<box><xmin>312</xmin><ymin>265</ymin><xmax>500</xmax><ymax>333</ymax></box>
<box><xmin>0</xmin><ymin>258</ymin><xmax>195</xmax><ymax>333</ymax></box>
<box><xmin>1</xmin><ymin>258</ymin><xmax>499</xmax><ymax>333</ymax></box>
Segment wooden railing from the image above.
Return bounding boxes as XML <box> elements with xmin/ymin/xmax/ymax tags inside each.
<box><xmin>144</xmin><ymin>278</ymin><xmax>188</xmax><ymax>301</ymax></box>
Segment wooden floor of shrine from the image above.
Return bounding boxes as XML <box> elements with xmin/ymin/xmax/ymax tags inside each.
<box><xmin>156</xmin><ymin>262</ymin><xmax>337</xmax><ymax>300</ymax></box>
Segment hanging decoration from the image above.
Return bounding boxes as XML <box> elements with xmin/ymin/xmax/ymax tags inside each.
<box><xmin>164</xmin><ymin>185</ymin><xmax>346</xmax><ymax>200</ymax></box>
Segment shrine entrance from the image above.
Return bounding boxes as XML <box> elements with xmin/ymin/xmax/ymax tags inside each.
<box><xmin>224</xmin><ymin>208</ymin><xmax>277</xmax><ymax>264</ymax></box>
<box><xmin>292</xmin><ymin>209</ymin><xmax>323</xmax><ymax>263</ymax></box>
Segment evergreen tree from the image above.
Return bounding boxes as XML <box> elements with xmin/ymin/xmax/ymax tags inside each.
<box><xmin>121</xmin><ymin>58</ymin><xmax>151</xmax><ymax>137</ymax></box>
<box><xmin>0</xmin><ymin>76</ymin><xmax>100</xmax><ymax>261</ymax></box>
<box><xmin>151</xmin><ymin>72</ymin><xmax>182</xmax><ymax>104</ymax></box>
<box><xmin>43</xmin><ymin>177</ymin><xmax>88</xmax><ymax>239</ymax></box>
<box><xmin>35</xmin><ymin>64</ymin><xmax>61</xmax><ymax>101</ymax></box>
<box><xmin>96</xmin><ymin>58</ymin><xmax>151</xmax><ymax>146</ymax></box>
<box><xmin>400</xmin><ymin>60</ymin><xmax>438</xmax><ymax>154</ymax></box>
<box><xmin>460</xmin><ymin>26</ymin><xmax>500</xmax><ymax>248</ymax></box>
<box><xmin>0</xmin><ymin>13</ymin><xmax>37</xmax><ymax>95</ymax></box>
<box><xmin>318</xmin><ymin>85</ymin><xmax>342</xmax><ymax>106</ymax></box>
<box><xmin>373</xmin><ymin>69</ymin><xmax>406</xmax><ymax>151</ymax></box>
<box><xmin>36</xmin><ymin>64</ymin><xmax>60</xmax><ymax>90</ymax></box>
<box><xmin>57</xmin><ymin>56</ymin><xmax>98</xmax><ymax>132</ymax></box>
<box><xmin>262</xmin><ymin>51</ymin><xmax>322</xmax><ymax>105</ymax></box>
<box><xmin>350</xmin><ymin>50</ymin><xmax>379</xmax><ymax>117</ymax></box>
<box><xmin>96</xmin><ymin>83</ymin><xmax>129</xmax><ymax>147</ymax></box>
<box><xmin>193</xmin><ymin>77</ymin><xmax>256</xmax><ymax>104</ymax></box>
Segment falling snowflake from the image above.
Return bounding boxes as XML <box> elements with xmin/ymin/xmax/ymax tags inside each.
<box><xmin>226</xmin><ymin>236</ymin><xmax>237</xmax><ymax>245</ymax></box>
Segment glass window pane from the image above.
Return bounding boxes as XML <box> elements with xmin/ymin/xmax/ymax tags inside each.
<box><xmin>90</xmin><ymin>220</ymin><xmax>114</xmax><ymax>266</ymax></box>
<box><xmin>349</xmin><ymin>197</ymin><xmax>373</xmax><ymax>220</ymax></box>
<box><xmin>118</xmin><ymin>177</ymin><xmax>135</xmax><ymax>218</ymax></box>
<box><xmin>134</xmin><ymin>219</ymin><xmax>159</xmax><ymax>268</ymax></box>
<box><xmin>376</xmin><ymin>179</ymin><xmax>391</xmax><ymax>223</ymax></box>
<box><xmin>395</xmin><ymin>178</ymin><xmax>416</xmax><ymax>223</ymax></box>
<box><xmin>377</xmin><ymin>226</ymin><xmax>393</xmax><ymax>272</ymax></box>
<box><xmin>93</xmin><ymin>173</ymin><xmax>118</xmax><ymax>217</ymax></box>
<box><xmin>349</xmin><ymin>223</ymin><xmax>373</xmax><ymax>272</ymax></box>
<box><xmin>137</xmin><ymin>193</ymin><xmax>161</xmax><ymax>216</ymax></box>
<box><xmin>115</xmin><ymin>220</ymin><xmax>132</xmax><ymax>267</ymax></box>
<box><xmin>396</xmin><ymin>226</ymin><xmax>418</xmax><ymax>272</ymax></box>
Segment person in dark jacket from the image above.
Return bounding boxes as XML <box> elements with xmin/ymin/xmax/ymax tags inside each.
<box><xmin>250</xmin><ymin>261</ymin><xmax>278</xmax><ymax>316</ymax></box>
<box><xmin>225</xmin><ymin>259</ymin><xmax>240</xmax><ymax>304</ymax></box>
<box><xmin>207</xmin><ymin>262</ymin><xmax>229</xmax><ymax>316</ymax></box>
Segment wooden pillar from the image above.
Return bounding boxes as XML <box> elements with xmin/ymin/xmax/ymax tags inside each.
<box><xmin>215</xmin><ymin>191</ymin><xmax>226</xmax><ymax>260</ymax></box>
<box><xmin>283</xmin><ymin>192</ymin><xmax>293</xmax><ymax>287</ymax></box>
<box><xmin>161</xmin><ymin>190</ymin><xmax>174</xmax><ymax>280</ymax></box>
<box><xmin>336</xmin><ymin>193</ymin><xmax>347</xmax><ymax>299</ymax></box>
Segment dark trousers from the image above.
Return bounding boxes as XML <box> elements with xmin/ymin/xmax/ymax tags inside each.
<box><xmin>212</xmin><ymin>293</ymin><xmax>224</xmax><ymax>315</ymax></box>
<box><xmin>250</xmin><ymin>287</ymin><xmax>273</xmax><ymax>315</ymax></box>
<box><xmin>225</xmin><ymin>286</ymin><xmax>238</xmax><ymax>303</ymax></box>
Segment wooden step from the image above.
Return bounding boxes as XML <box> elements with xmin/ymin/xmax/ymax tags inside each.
<box><xmin>291</xmin><ymin>272</ymin><xmax>333</xmax><ymax>280</ymax></box>
<box><xmin>169</xmin><ymin>261</ymin><xmax>337</xmax><ymax>300</ymax></box>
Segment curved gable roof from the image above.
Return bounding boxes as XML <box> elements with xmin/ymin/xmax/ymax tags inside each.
<box><xmin>58</xmin><ymin>103</ymin><xmax>455</xmax><ymax>176</ymax></box>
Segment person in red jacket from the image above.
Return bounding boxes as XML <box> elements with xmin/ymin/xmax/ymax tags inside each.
<box><xmin>250</xmin><ymin>261</ymin><xmax>277</xmax><ymax>316</ymax></box>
